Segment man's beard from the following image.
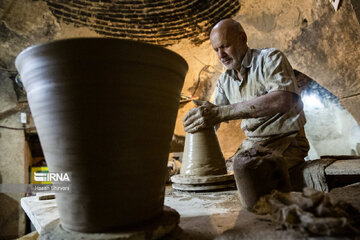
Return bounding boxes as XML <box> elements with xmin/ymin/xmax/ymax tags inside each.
<box><xmin>222</xmin><ymin>58</ymin><xmax>239</xmax><ymax>70</ymax></box>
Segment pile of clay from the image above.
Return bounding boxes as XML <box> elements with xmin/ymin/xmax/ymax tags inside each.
<box><xmin>253</xmin><ymin>188</ymin><xmax>360</xmax><ymax>236</ymax></box>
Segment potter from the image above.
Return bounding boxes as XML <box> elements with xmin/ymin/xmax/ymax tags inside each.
<box><xmin>183</xmin><ymin>19</ymin><xmax>310</xmax><ymax>209</ymax></box>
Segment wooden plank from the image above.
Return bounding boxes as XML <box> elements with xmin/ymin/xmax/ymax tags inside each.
<box><xmin>20</xmin><ymin>193</ymin><xmax>59</xmax><ymax>234</ymax></box>
<box><xmin>325</xmin><ymin>159</ymin><xmax>360</xmax><ymax>175</ymax></box>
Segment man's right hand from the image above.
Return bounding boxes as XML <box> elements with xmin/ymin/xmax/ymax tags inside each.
<box><xmin>182</xmin><ymin>100</ymin><xmax>223</xmax><ymax>133</ymax></box>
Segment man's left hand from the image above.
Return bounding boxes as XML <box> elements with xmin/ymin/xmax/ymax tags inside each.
<box><xmin>183</xmin><ymin>100</ymin><xmax>222</xmax><ymax>133</ymax></box>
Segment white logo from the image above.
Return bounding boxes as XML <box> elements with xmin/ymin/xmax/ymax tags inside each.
<box><xmin>34</xmin><ymin>172</ymin><xmax>70</xmax><ymax>182</ymax></box>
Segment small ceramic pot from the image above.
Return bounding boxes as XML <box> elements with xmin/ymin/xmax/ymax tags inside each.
<box><xmin>180</xmin><ymin>128</ymin><xmax>227</xmax><ymax>176</ymax></box>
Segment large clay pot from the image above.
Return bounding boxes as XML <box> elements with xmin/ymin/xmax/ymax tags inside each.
<box><xmin>180</xmin><ymin>128</ymin><xmax>227</xmax><ymax>176</ymax></box>
<box><xmin>15</xmin><ymin>38</ymin><xmax>188</xmax><ymax>232</ymax></box>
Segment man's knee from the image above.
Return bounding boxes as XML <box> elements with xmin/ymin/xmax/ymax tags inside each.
<box><xmin>233</xmin><ymin>146</ymin><xmax>291</xmax><ymax>209</ymax></box>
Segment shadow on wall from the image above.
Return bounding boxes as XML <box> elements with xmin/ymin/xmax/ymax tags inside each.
<box><xmin>295</xmin><ymin>71</ymin><xmax>360</xmax><ymax>160</ymax></box>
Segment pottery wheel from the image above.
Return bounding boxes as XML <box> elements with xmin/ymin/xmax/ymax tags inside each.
<box><xmin>171</xmin><ymin>172</ymin><xmax>236</xmax><ymax>191</ymax></box>
<box><xmin>40</xmin><ymin>206</ymin><xmax>179</xmax><ymax>240</ymax></box>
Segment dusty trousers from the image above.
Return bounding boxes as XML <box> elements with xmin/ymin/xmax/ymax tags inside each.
<box><xmin>233</xmin><ymin>144</ymin><xmax>292</xmax><ymax>209</ymax></box>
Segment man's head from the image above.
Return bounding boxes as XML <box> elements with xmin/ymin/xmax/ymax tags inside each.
<box><xmin>210</xmin><ymin>19</ymin><xmax>248</xmax><ymax>71</ymax></box>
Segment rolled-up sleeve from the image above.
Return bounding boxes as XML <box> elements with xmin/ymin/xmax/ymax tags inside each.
<box><xmin>263</xmin><ymin>49</ymin><xmax>298</xmax><ymax>95</ymax></box>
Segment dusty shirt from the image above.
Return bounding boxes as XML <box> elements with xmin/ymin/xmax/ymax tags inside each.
<box><xmin>213</xmin><ymin>48</ymin><xmax>309</xmax><ymax>168</ymax></box>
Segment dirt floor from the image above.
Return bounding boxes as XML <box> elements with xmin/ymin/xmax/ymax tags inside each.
<box><xmin>164</xmin><ymin>183</ymin><xmax>360</xmax><ymax>240</ymax></box>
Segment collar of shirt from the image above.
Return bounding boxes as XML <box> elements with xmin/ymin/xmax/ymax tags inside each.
<box><xmin>241</xmin><ymin>48</ymin><xmax>253</xmax><ymax>69</ymax></box>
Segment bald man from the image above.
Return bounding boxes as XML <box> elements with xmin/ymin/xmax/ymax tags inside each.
<box><xmin>183</xmin><ymin>19</ymin><xmax>309</xmax><ymax>209</ymax></box>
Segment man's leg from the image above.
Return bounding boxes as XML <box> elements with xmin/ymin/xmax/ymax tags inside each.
<box><xmin>233</xmin><ymin>144</ymin><xmax>291</xmax><ymax>210</ymax></box>
<box><xmin>282</xmin><ymin>133</ymin><xmax>310</xmax><ymax>191</ymax></box>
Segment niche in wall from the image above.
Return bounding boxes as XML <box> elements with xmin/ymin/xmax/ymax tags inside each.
<box><xmin>25</xmin><ymin>133</ymin><xmax>46</xmax><ymax>168</ymax></box>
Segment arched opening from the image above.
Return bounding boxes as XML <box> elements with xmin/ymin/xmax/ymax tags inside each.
<box><xmin>295</xmin><ymin>70</ymin><xmax>360</xmax><ymax>159</ymax></box>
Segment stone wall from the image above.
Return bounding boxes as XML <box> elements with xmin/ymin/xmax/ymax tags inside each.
<box><xmin>0</xmin><ymin>70</ymin><xmax>27</xmax><ymax>239</ymax></box>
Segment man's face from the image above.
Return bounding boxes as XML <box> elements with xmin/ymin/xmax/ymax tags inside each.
<box><xmin>210</xmin><ymin>28</ymin><xmax>247</xmax><ymax>71</ymax></box>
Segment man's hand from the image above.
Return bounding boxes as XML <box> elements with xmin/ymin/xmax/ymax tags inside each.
<box><xmin>183</xmin><ymin>100</ymin><xmax>222</xmax><ymax>133</ymax></box>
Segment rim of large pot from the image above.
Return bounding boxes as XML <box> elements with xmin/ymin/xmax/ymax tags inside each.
<box><xmin>15</xmin><ymin>37</ymin><xmax>188</xmax><ymax>74</ymax></box>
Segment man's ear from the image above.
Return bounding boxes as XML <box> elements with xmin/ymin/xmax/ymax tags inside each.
<box><xmin>240</xmin><ymin>32</ymin><xmax>247</xmax><ymax>44</ymax></box>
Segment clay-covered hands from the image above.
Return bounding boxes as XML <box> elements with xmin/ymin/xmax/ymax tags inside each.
<box><xmin>183</xmin><ymin>100</ymin><xmax>223</xmax><ymax>133</ymax></box>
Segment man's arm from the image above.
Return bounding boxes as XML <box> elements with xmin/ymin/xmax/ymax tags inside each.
<box><xmin>183</xmin><ymin>91</ymin><xmax>298</xmax><ymax>133</ymax></box>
